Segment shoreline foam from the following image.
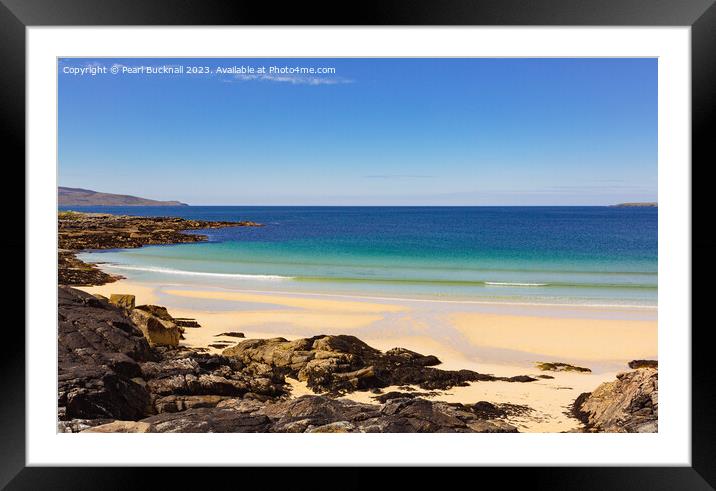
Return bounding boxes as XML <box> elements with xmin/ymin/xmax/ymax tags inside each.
<box><xmin>84</xmin><ymin>261</ymin><xmax>659</xmax><ymax>310</ymax></box>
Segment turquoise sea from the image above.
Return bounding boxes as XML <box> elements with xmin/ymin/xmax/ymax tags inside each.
<box><xmin>67</xmin><ymin>206</ymin><xmax>658</xmax><ymax>307</ymax></box>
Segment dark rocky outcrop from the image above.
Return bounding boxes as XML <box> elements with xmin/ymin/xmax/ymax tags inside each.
<box><xmin>58</xmin><ymin>286</ymin><xmax>535</xmax><ymax>433</ymax></box>
<box><xmin>628</xmin><ymin>359</ymin><xmax>658</xmax><ymax>369</ymax></box>
<box><xmin>137</xmin><ymin>404</ymin><xmax>274</xmax><ymax>433</ymax></box>
<box><xmin>173</xmin><ymin>318</ymin><xmax>201</xmax><ymax>328</ymax></box>
<box><xmin>223</xmin><ymin>335</ymin><xmax>536</xmax><ymax>394</ymax></box>
<box><xmin>372</xmin><ymin>391</ymin><xmax>439</xmax><ymax>403</ymax></box>
<box><xmin>536</xmin><ymin>362</ymin><xmax>591</xmax><ymax>373</ymax></box>
<box><xmin>141</xmin><ymin>347</ymin><xmax>288</xmax><ymax>405</ymax></box>
<box><xmin>572</xmin><ymin>367</ymin><xmax>658</xmax><ymax>433</ymax></box>
<box><xmin>83</xmin><ymin>395</ymin><xmax>519</xmax><ymax>433</ymax></box>
<box><xmin>58</xmin><ymin>250</ymin><xmax>121</xmax><ymax>286</ymax></box>
<box><xmin>58</xmin><ymin>211</ymin><xmax>261</xmax><ymax>286</ymax></box>
<box><xmin>58</xmin><ymin>287</ymin><xmax>288</xmax><ymax>423</ymax></box>
<box><xmin>58</xmin><ymin>286</ymin><xmax>156</xmax><ymax>421</ymax></box>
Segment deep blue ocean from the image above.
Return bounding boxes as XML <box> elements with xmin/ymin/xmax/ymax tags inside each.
<box><xmin>65</xmin><ymin>206</ymin><xmax>658</xmax><ymax>306</ymax></box>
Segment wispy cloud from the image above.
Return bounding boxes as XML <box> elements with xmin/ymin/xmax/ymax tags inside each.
<box><xmin>364</xmin><ymin>174</ymin><xmax>435</xmax><ymax>179</ymax></box>
<box><xmin>229</xmin><ymin>73</ymin><xmax>353</xmax><ymax>85</ymax></box>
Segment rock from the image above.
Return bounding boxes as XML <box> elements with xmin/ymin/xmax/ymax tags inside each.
<box><xmin>465</xmin><ymin>401</ymin><xmax>507</xmax><ymax>419</ymax></box>
<box><xmin>223</xmin><ymin>335</ymin><xmax>535</xmax><ymax>394</ymax></box>
<box><xmin>572</xmin><ymin>368</ymin><xmax>658</xmax><ymax>433</ymax></box>
<box><xmin>536</xmin><ymin>362</ymin><xmax>591</xmax><ymax>373</ymax></box>
<box><xmin>130</xmin><ymin>308</ymin><xmax>181</xmax><ymax>346</ymax></box>
<box><xmin>83</xmin><ymin>421</ymin><xmax>152</xmax><ymax>433</ymax></box>
<box><xmin>263</xmin><ymin>395</ymin><xmax>518</xmax><ymax>433</ymax></box>
<box><xmin>59</xmin><ymin>250</ymin><xmax>122</xmax><ymax>286</ymax></box>
<box><xmin>466</xmin><ymin>420</ymin><xmax>518</xmax><ymax>433</ymax></box>
<box><xmin>59</xmin><ymin>286</ymin><xmax>289</xmax><ymax>425</ymax></box>
<box><xmin>135</xmin><ymin>304</ymin><xmax>174</xmax><ymax>321</ymax></box>
<box><xmin>174</xmin><ymin>318</ymin><xmax>201</xmax><ymax>328</ymax></box>
<box><xmin>140</xmin><ymin>348</ymin><xmax>288</xmax><ymax>400</ymax></box>
<box><xmin>628</xmin><ymin>359</ymin><xmax>658</xmax><ymax>369</ymax></box>
<box><xmin>109</xmin><ymin>294</ymin><xmax>136</xmax><ymax>310</ymax></box>
<box><xmin>373</xmin><ymin>391</ymin><xmax>419</xmax><ymax>403</ymax></box>
<box><xmin>58</xmin><ymin>212</ymin><xmax>258</xmax><ymax>252</ymax></box>
<box><xmin>58</xmin><ymin>212</ymin><xmax>261</xmax><ymax>287</ymax></box>
<box><xmin>57</xmin><ymin>287</ymin><xmax>534</xmax><ymax>433</ymax></box>
<box><xmin>508</xmin><ymin>375</ymin><xmax>540</xmax><ymax>382</ymax></box>
<box><xmin>58</xmin><ymin>287</ymin><xmax>156</xmax><ymax>421</ymax></box>
<box><xmin>154</xmin><ymin>395</ymin><xmax>229</xmax><ymax>413</ymax></box>
<box><xmin>372</xmin><ymin>390</ymin><xmax>442</xmax><ymax>403</ymax></box>
<box><xmin>140</xmin><ymin>407</ymin><xmax>274</xmax><ymax>433</ymax></box>
<box><xmin>57</xmin><ymin>418</ymin><xmax>115</xmax><ymax>433</ymax></box>
<box><xmin>216</xmin><ymin>332</ymin><xmax>245</xmax><ymax>338</ymax></box>
<box><xmin>372</xmin><ymin>398</ymin><xmax>517</xmax><ymax>433</ymax></box>
<box><xmin>307</xmin><ymin>421</ymin><xmax>356</xmax><ymax>433</ymax></box>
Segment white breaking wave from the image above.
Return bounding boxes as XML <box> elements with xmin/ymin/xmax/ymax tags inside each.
<box><xmin>485</xmin><ymin>281</ymin><xmax>549</xmax><ymax>287</ymax></box>
<box><xmin>103</xmin><ymin>264</ymin><xmax>292</xmax><ymax>281</ymax></box>
<box><xmin>95</xmin><ymin>263</ymin><xmax>655</xmax><ymax>309</ymax></box>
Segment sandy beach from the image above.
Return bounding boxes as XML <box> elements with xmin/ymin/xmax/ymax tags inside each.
<box><xmin>54</xmin><ymin>54</ymin><xmax>662</xmax><ymax>446</ymax></box>
<box><xmin>79</xmin><ymin>278</ymin><xmax>657</xmax><ymax>432</ymax></box>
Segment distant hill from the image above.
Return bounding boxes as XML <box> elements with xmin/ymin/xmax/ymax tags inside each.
<box><xmin>610</xmin><ymin>202</ymin><xmax>658</xmax><ymax>208</ymax></box>
<box><xmin>59</xmin><ymin>187</ymin><xmax>188</xmax><ymax>206</ymax></box>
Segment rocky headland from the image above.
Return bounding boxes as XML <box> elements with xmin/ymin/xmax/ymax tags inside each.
<box><xmin>59</xmin><ymin>186</ymin><xmax>189</xmax><ymax>206</ymax></box>
<box><xmin>609</xmin><ymin>202</ymin><xmax>658</xmax><ymax>208</ymax></box>
<box><xmin>58</xmin><ymin>211</ymin><xmax>261</xmax><ymax>286</ymax></box>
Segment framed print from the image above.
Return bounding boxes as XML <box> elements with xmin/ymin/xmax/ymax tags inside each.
<box><xmin>6</xmin><ymin>0</ymin><xmax>716</xmax><ymax>487</ymax></box>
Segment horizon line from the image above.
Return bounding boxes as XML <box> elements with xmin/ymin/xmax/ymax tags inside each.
<box><xmin>60</xmin><ymin>203</ymin><xmax>658</xmax><ymax>208</ymax></box>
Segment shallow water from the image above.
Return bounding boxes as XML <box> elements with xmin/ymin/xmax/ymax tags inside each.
<box><xmin>67</xmin><ymin>205</ymin><xmax>657</xmax><ymax>306</ymax></box>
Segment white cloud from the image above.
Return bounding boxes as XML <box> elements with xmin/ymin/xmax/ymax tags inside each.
<box><xmin>230</xmin><ymin>73</ymin><xmax>353</xmax><ymax>85</ymax></box>
<box><xmin>364</xmin><ymin>175</ymin><xmax>434</xmax><ymax>179</ymax></box>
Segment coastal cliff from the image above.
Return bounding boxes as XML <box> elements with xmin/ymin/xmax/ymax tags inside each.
<box><xmin>58</xmin><ymin>211</ymin><xmax>261</xmax><ymax>286</ymax></box>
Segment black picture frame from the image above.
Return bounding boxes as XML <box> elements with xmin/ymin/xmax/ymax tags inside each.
<box><xmin>5</xmin><ymin>0</ymin><xmax>715</xmax><ymax>488</ymax></box>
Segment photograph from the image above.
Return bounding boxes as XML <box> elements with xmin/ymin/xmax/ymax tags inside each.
<box><xmin>56</xmin><ymin>56</ymin><xmax>659</xmax><ymax>435</ymax></box>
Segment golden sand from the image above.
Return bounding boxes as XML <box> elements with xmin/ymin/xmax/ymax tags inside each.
<box><xmin>451</xmin><ymin>312</ymin><xmax>657</xmax><ymax>362</ymax></box>
<box><xmin>78</xmin><ymin>280</ymin><xmax>657</xmax><ymax>432</ymax></box>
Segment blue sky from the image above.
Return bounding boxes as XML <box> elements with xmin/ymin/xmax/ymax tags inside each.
<box><xmin>58</xmin><ymin>58</ymin><xmax>657</xmax><ymax>205</ymax></box>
